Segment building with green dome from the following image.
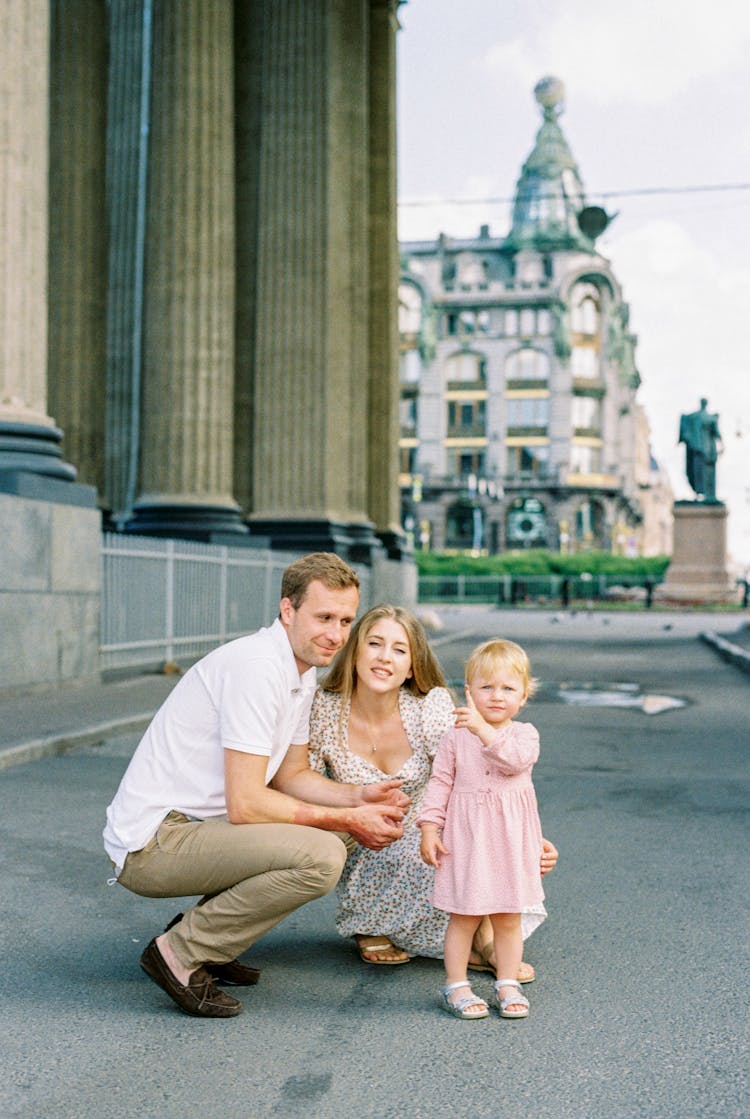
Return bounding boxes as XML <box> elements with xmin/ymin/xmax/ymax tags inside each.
<box><xmin>398</xmin><ymin>77</ymin><xmax>673</xmax><ymax>556</ymax></box>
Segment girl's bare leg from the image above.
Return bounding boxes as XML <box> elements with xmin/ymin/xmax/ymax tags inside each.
<box><xmin>490</xmin><ymin>912</ymin><xmax>526</xmax><ymax>1012</ymax></box>
<box><xmin>470</xmin><ymin>915</ymin><xmax>535</xmax><ymax>982</ymax></box>
<box><xmin>444</xmin><ymin>913</ymin><xmax>483</xmax><ymax>1009</ymax></box>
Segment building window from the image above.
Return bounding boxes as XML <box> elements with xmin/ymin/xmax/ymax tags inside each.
<box><xmin>506</xmin><ymin>396</ymin><xmax>549</xmax><ymax>428</ymax></box>
<box><xmin>400</xmin><ymin>396</ymin><xmax>417</xmax><ymax>434</ymax></box>
<box><xmin>399</xmin><ymin>445</ymin><xmax>417</xmax><ymax>474</ymax></box>
<box><xmin>519</xmin><ymin>308</ymin><xmax>535</xmax><ymax>335</ymax></box>
<box><xmin>446</xmin><ymin>499</ymin><xmax>484</xmax><ymax>551</ymax></box>
<box><xmin>571</xmin><ymin>395</ymin><xmax>601</xmax><ymax>432</ymax></box>
<box><xmin>400</xmin><ymin>349</ymin><xmax>421</xmax><ymax>383</ymax></box>
<box><xmin>504</xmin><ymin>309</ymin><xmax>518</xmax><ymax>335</ymax></box>
<box><xmin>457</xmin><ymin>254</ymin><xmax>487</xmax><ymax>289</ymax></box>
<box><xmin>447</xmin><ymin>448</ymin><xmax>486</xmax><ymax>477</ymax></box>
<box><xmin>570</xmin><ymin>443</ymin><xmax>602</xmax><ymax>474</ymax></box>
<box><xmin>447</xmin><ymin>398</ymin><xmax>486</xmax><ymax>436</ymax></box>
<box><xmin>505</xmin><ymin>347</ymin><xmax>549</xmax><ymax>382</ymax></box>
<box><xmin>537</xmin><ymin>308</ymin><xmax>551</xmax><ymax>334</ymax></box>
<box><xmin>571</xmin><ymin>345</ymin><xmax>598</xmax><ymax>380</ymax></box>
<box><xmin>445</xmin><ymin>351</ymin><xmax>486</xmax><ymax>384</ymax></box>
<box><xmin>505</xmin><ymin>444</ymin><xmax>549</xmax><ymax>479</ymax></box>
<box><xmin>571</xmin><ymin>282</ymin><xmax>600</xmax><ymax>335</ymax></box>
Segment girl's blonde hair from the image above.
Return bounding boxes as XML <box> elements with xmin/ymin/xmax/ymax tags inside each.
<box><xmin>321</xmin><ymin>603</ymin><xmax>447</xmax><ymax>708</ymax></box>
<box><xmin>465</xmin><ymin>638</ymin><xmax>538</xmax><ymax>698</ymax></box>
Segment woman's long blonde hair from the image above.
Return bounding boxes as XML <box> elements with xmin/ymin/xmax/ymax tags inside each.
<box><xmin>321</xmin><ymin>604</ymin><xmax>447</xmax><ymax>709</ymax></box>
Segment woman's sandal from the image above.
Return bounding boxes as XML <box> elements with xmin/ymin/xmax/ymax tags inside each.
<box><xmin>355</xmin><ymin>935</ymin><xmax>410</xmax><ymax>965</ymax></box>
<box><xmin>468</xmin><ymin>947</ymin><xmax>535</xmax><ymax>984</ymax></box>
<box><xmin>441</xmin><ymin>980</ymin><xmax>489</xmax><ymax>1020</ymax></box>
<box><xmin>494</xmin><ymin>978</ymin><xmax>530</xmax><ymax>1019</ymax></box>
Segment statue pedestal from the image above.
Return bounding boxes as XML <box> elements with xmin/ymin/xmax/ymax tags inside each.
<box><xmin>659</xmin><ymin>502</ymin><xmax>735</xmax><ymax>603</ymax></box>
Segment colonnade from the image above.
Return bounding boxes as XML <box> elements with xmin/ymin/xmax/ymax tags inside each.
<box><xmin>1</xmin><ymin>0</ymin><xmax>405</xmax><ymax>560</ymax></box>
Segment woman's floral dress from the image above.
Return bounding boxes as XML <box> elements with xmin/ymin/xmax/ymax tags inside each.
<box><xmin>308</xmin><ymin>686</ymin><xmax>455</xmax><ymax>957</ymax></box>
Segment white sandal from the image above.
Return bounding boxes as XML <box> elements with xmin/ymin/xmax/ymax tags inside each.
<box><xmin>441</xmin><ymin>980</ymin><xmax>489</xmax><ymax>1020</ymax></box>
<box><xmin>494</xmin><ymin>978</ymin><xmax>530</xmax><ymax>1019</ymax></box>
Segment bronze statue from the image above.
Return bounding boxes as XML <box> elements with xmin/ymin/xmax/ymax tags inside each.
<box><xmin>678</xmin><ymin>398</ymin><xmax>723</xmax><ymax>503</ymax></box>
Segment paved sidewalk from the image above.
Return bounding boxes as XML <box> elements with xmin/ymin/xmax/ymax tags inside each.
<box><xmin>1</xmin><ymin>607</ymin><xmax>747</xmax><ymax>771</ymax></box>
<box><xmin>0</xmin><ymin>672</ymin><xmax>180</xmax><ymax>770</ymax></box>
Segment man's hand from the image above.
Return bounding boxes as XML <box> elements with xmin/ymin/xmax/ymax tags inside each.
<box><xmin>540</xmin><ymin>837</ymin><xmax>558</xmax><ymax>876</ymax></box>
<box><xmin>360</xmin><ymin>779</ymin><xmax>410</xmax><ymax>810</ymax></box>
<box><xmin>347</xmin><ymin>802</ymin><xmax>405</xmax><ymax>850</ymax></box>
<box><xmin>419</xmin><ymin>823</ymin><xmax>449</xmax><ymax>868</ymax></box>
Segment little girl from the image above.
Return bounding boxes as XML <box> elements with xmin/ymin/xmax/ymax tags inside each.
<box><xmin>418</xmin><ymin>638</ymin><xmax>545</xmax><ymax>1020</ymax></box>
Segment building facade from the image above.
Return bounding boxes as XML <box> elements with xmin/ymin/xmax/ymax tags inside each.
<box><xmin>398</xmin><ymin>76</ymin><xmax>673</xmax><ymax>556</ymax></box>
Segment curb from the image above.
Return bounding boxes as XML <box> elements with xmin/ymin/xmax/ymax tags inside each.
<box><xmin>0</xmin><ymin>712</ymin><xmax>156</xmax><ymax>772</ymax></box>
<box><xmin>700</xmin><ymin>632</ymin><xmax>750</xmax><ymax>678</ymax></box>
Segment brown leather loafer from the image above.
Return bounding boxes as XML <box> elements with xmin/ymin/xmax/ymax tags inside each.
<box><xmin>140</xmin><ymin>938</ymin><xmax>242</xmax><ymax>1018</ymax></box>
<box><xmin>164</xmin><ymin>913</ymin><xmax>261</xmax><ymax>986</ymax></box>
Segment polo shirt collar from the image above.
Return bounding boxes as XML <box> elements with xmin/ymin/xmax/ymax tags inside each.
<box><xmin>269</xmin><ymin>617</ymin><xmax>317</xmax><ymax>693</ymax></box>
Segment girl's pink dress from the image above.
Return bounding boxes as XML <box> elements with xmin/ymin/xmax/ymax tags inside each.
<box><xmin>417</xmin><ymin>720</ymin><xmax>545</xmax><ymax>914</ymax></box>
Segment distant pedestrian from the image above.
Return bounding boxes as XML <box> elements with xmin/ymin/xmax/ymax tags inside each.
<box><xmin>418</xmin><ymin>638</ymin><xmax>546</xmax><ymax>1021</ymax></box>
<box><xmin>560</xmin><ymin>576</ymin><xmax>571</xmax><ymax>608</ymax></box>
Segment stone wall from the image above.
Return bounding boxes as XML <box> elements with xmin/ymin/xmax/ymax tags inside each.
<box><xmin>0</xmin><ymin>494</ymin><xmax>101</xmax><ymax>694</ymax></box>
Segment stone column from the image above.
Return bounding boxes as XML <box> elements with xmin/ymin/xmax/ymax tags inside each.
<box><xmin>125</xmin><ymin>0</ymin><xmax>246</xmax><ymax>539</ymax></box>
<box><xmin>242</xmin><ymin>0</ymin><xmax>379</xmax><ymax>557</ymax></box>
<box><xmin>0</xmin><ymin>0</ymin><xmax>77</xmax><ymax>494</ymax></box>
<box><xmin>103</xmin><ymin>0</ymin><xmax>146</xmax><ymax>519</ymax></box>
<box><xmin>48</xmin><ymin>0</ymin><xmax>108</xmax><ymax>497</ymax></box>
<box><xmin>367</xmin><ymin>0</ymin><xmax>406</xmax><ymax>558</ymax></box>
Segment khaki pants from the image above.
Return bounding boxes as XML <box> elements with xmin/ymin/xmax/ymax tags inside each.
<box><xmin>118</xmin><ymin>811</ymin><xmax>353</xmax><ymax>970</ymax></box>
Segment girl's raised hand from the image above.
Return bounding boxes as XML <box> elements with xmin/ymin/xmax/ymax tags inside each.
<box><xmin>453</xmin><ymin>685</ymin><xmax>488</xmax><ymax>737</ymax></box>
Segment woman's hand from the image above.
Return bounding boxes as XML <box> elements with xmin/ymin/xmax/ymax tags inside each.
<box><xmin>361</xmin><ymin>779</ymin><xmax>411</xmax><ymax>810</ymax></box>
<box><xmin>540</xmin><ymin>837</ymin><xmax>558</xmax><ymax>876</ymax></box>
<box><xmin>419</xmin><ymin>823</ymin><xmax>449</xmax><ymax>868</ymax></box>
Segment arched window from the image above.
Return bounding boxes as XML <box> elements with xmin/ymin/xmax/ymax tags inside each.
<box><xmin>571</xmin><ymin>282</ymin><xmax>600</xmax><ymax>335</ymax></box>
<box><xmin>445</xmin><ymin>351</ymin><xmax>486</xmax><ymax>384</ymax></box>
<box><xmin>446</xmin><ymin>499</ymin><xmax>484</xmax><ymax>550</ymax></box>
<box><xmin>505</xmin><ymin>347</ymin><xmax>550</xmax><ymax>382</ymax></box>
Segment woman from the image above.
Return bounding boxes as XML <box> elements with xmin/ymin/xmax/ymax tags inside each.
<box><xmin>308</xmin><ymin>604</ymin><xmax>555</xmax><ymax>972</ymax></box>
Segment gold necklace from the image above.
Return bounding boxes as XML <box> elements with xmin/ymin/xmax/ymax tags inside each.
<box><xmin>351</xmin><ymin>698</ymin><xmax>399</xmax><ymax>754</ymax></box>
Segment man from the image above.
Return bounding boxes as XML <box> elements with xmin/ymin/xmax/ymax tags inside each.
<box><xmin>678</xmin><ymin>397</ymin><xmax>723</xmax><ymax>502</ymax></box>
<box><xmin>104</xmin><ymin>552</ymin><xmax>407</xmax><ymax>1018</ymax></box>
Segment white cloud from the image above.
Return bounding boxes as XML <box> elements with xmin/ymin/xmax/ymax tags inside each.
<box><xmin>483</xmin><ymin>0</ymin><xmax>750</xmax><ymax>105</ymax></box>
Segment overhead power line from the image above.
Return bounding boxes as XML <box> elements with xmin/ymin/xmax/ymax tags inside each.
<box><xmin>397</xmin><ymin>182</ymin><xmax>750</xmax><ymax>207</ymax></box>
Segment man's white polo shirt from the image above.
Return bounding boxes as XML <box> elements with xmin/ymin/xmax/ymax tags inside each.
<box><xmin>103</xmin><ymin>619</ymin><xmax>317</xmax><ymax>872</ymax></box>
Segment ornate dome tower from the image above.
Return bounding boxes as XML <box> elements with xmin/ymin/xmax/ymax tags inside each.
<box><xmin>505</xmin><ymin>76</ymin><xmax>593</xmax><ymax>253</ymax></box>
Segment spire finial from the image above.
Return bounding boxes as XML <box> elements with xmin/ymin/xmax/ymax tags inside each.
<box><xmin>534</xmin><ymin>75</ymin><xmax>565</xmax><ymax>120</ymax></box>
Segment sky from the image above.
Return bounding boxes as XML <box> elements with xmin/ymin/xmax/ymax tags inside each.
<box><xmin>396</xmin><ymin>0</ymin><xmax>750</xmax><ymax>568</ymax></box>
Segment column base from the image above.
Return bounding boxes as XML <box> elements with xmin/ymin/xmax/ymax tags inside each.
<box><xmin>376</xmin><ymin>528</ymin><xmax>412</xmax><ymax>562</ymax></box>
<box><xmin>0</xmin><ymin>420</ymin><xmax>78</xmax><ymax>483</ymax></box>
<box><xmin>124</xmin><ymin>501</ymin><xmax>250</xmax><ymax>543</ymax></box>
<box><xmin>247</xmin><ymin>517</ymin><xmax>384</xmax><ymax>563</ymax></box>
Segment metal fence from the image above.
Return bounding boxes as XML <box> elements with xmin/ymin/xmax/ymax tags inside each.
<box><xmin>418</xmin><ymin>572</ymin><xmax>660</xmax><ymax>605</ymax></box>
<box><xmin>100</xmin><ymin>534</ymin><xmax>374</xmax><ymax>673</ymax></box>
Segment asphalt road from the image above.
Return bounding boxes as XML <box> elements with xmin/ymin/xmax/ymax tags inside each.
<box><xmin>1</xmin><ymin>607</ymin><xmax>748</xmax><ymax>1118</ymax></box>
